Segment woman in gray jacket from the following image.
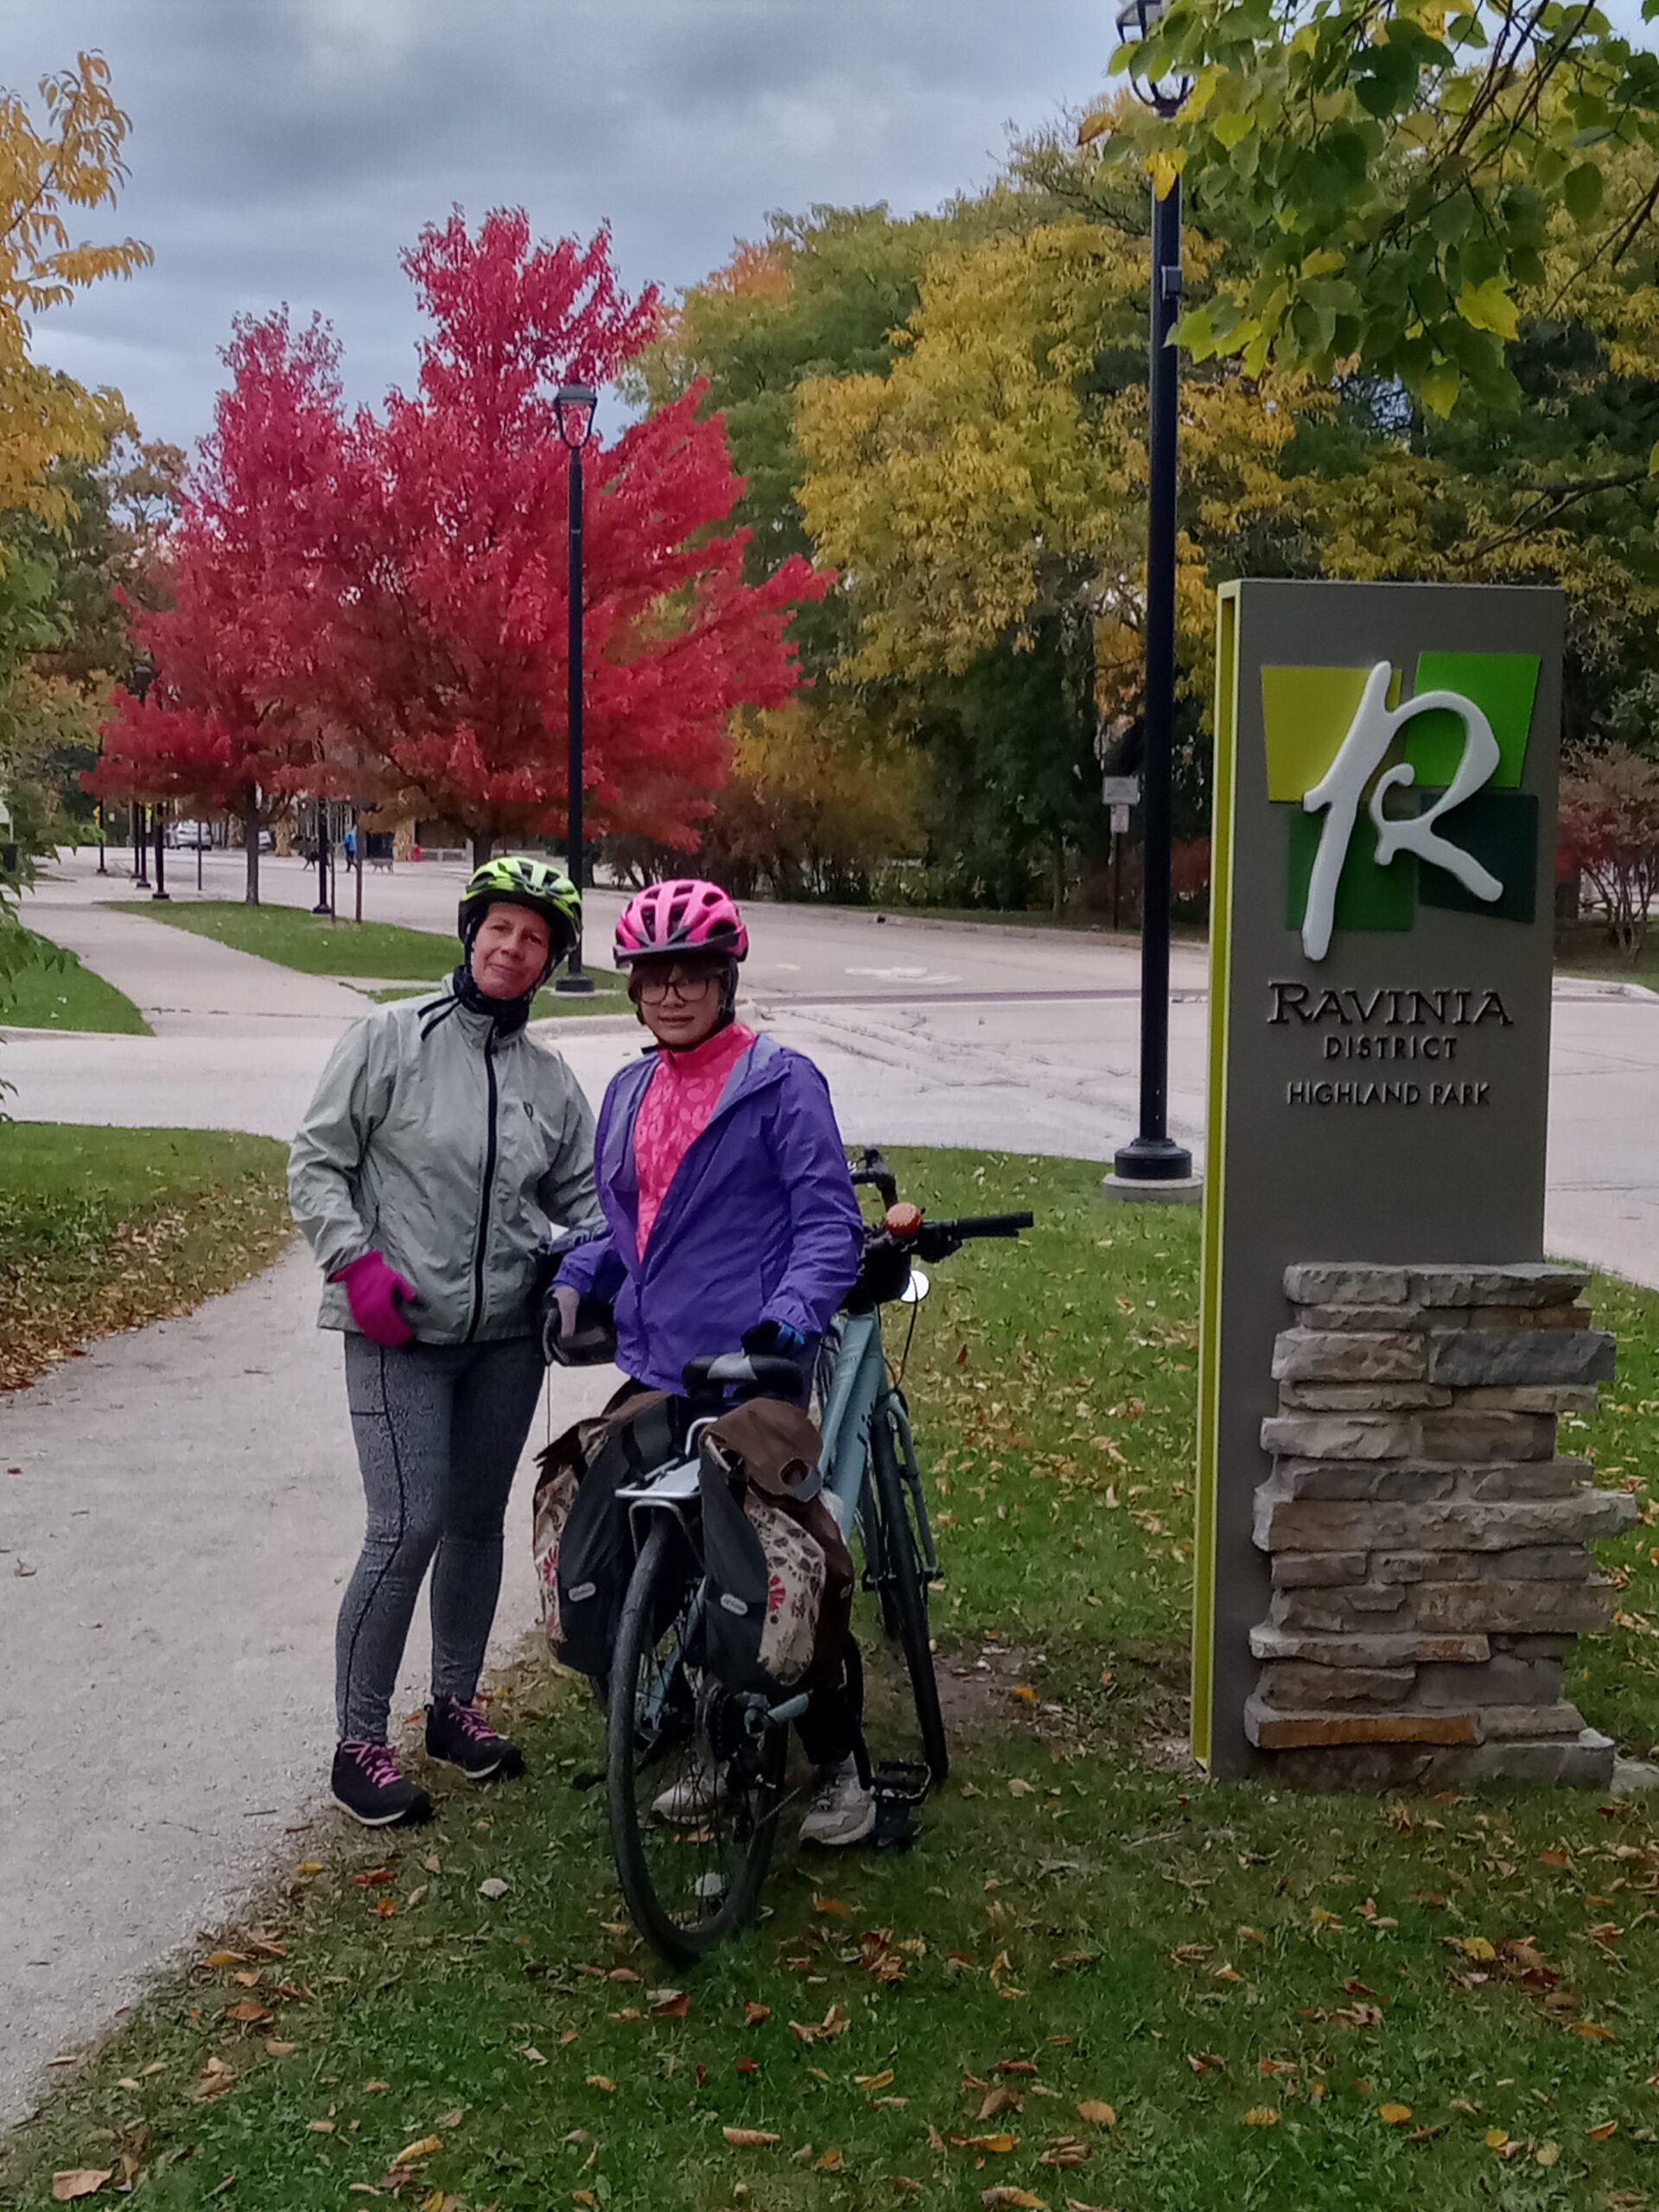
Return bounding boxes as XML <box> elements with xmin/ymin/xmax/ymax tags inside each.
<box><xmin>289</xmin><ymin>856</ymin><xmax>601</xmax><ymax>1826</ymax></box>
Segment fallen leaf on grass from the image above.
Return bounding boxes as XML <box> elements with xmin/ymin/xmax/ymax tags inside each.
<box><xmin>816</xmin><ymin>2149</ymin><xmax>843</xmax><ymax>2171</ymax></box>
<box><xmin>1452</xmin><ymin>1936</ymin><xmax>1496</xmax><ymax>1961</ymax></box>
<box><xmin>586</xmin><ymin>2076</ymin><xmax>614</xmax><ymax>2093</ymax></box>
<box><xmin>735</xmin><ymin>2058</ymin><xmax>759</xmax><ymax>2075</ymax></box>
<box><xmin>478</xmin><ymin>1878</ymin><xmax>509</xmax><ymax>1900</ymax></box>
<box><xmin>950</xmin><ymin>2133</ymin><xmax>1017</xmax><ymax>2153</ymax></box>
<box><xmin>1378</xmin><ymin>2104</ymin><xmax>1412</xmax><ymax>2126</ymax></box>
<box><xmin>1570</xmin><ymin>2020</ymin><xmax>1616</xmax><ymax>2041</ymax></box>
<box><xmin>353</xmin><ymin>1868</ymin><xmax>394</xmax><ymax>1887</ymax></box>
<box><xmin>892</xmin><ymin>2180</ymin><xmax>923</xmax><ymax>2196</ymax></box>
<box><xmin>307</xmin><ymin>2120</ymin><xmax>335</xmax><ymax>2135</ymax></box>
<box><xmin>1535</xmin><ymin>2142</ymin><xmax>1560</xmax><ymax>2166</ymax></box>
<box><xmin>1241</xmin><ymin>2107</ymin><xmax>1280</xmax><ymax>2126</ymax></box>
<box><xmin>51</xmin><ymin>2175</ymin><xmax>112</xmax><ymax>2203</ymax></box>
<box><xmin>995</xmin><ymin>2059</ymin><xmax>1039</xmax><ymax>2077</ymax></box>
<box><xmin>1077</xmin><ymin>2102</ymin><xmax>1116</xmax><ymax>2126</ymax></box>
<box><xmin>295</xmin><ymin>1860</ymin><xmax>324</xmax><ymax>1876</ymax></box>
<box><xmin>723</xmin><ymin>2127</ymin><xmax>779</xmax><ymax>2147</ymax></box>
<box><xmin>223</xmin><ymin>2002</ymin><xmax>270</xmax><ymax>2026</ymax></box>
<box><xmin>981</xmin><ymin>2192</ymin><xmax>1045</xmax><ymax>2209</ymax></box>
<box><xmin>744</xmin><ymin>2002</ymin><xmax>771</xmax><ymax>2024</ymax></box>
<box><xmin>1587</xmin><ymin>2119</ymin><xmax>1619</xmax><ymax>2141</ymax></box>
<box><xmin>391</xmin><ymin>2135</ymin><xmax>442</xmax><ymax>2164</ymax></box>
<box><xmin>979</xmin><ymin>2087</ymin><xmax>1021</xmax><ymax>2120</ymax></box>
<box><xmin>1007</xmin><ymin>1778</ymin><xmax>1035</xmax><ymax>1797</ymax></box>
<box><xmin>856</xmin><ymin>2069</ymin><xmax>896</xmax><ymax>2091</ymax></box>
<box><xmin>1186</xmin><ymin>2054</ymin><xmax>1224</xmax><ymax>2075</ymax></box>
<box><xmin>813</xmin><ymin>1894</ymin><xmax>849</xmax><ymax>1916</ymax></box>
<box><xmin>650</xmin><ymin>1989</ymin><xmax>690</xmax><ymax>2018</ymax></box>
<box><xmin>193</xmin><ymin>2058</ymin><xmax>235</xmax><ymax>2102</ymax></box>
<box><xmin>1038</xmin><ymin>2138</ymin><xmax>1088</xmax><ymax>2168</ymax></box>
<box><xmin>203</xmin><ymin>1951</ymin><xmax>245</xmax><ymax>1968</ymax></box>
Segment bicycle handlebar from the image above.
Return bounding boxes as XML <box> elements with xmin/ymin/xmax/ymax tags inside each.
<box><xmin>681</xmin><ymin>1351</ymin><xmax>810</xmax><ymax>1406</ymax></box>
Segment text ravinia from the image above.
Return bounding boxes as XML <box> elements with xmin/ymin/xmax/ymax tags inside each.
<box><xmin>1268</xmin><ymin>982</ymin><xmax>1513</xmax><ymax>1028</ymax></box>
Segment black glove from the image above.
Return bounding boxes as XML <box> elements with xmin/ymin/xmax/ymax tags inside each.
<box><xmin>542</xmin><ymin>1285</ymin><xmax>618</xmax><ymax>1368</ymax></box>
<box><xmin>741</xmin><ymin>1319</ymin><xmax>807</xmax><ymax>1358</ymax></box>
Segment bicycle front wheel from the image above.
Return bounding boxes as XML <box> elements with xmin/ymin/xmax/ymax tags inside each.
<box><xmin>607</xmin><ymin>1516</ymin><xmax>787</xmax><ymax>1966</ymax></box>
<box><xmin>868</xmin><ymin>1407</ymin><xmax>949</xmax><ymax>1788</ymax></box>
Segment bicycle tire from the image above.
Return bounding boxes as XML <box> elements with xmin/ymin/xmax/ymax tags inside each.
<box><xmin>607</xmin><ymin>1517</ymin><xmax>786</xmax><ymax>1966</ymax></box>
<box><xmin>869</xmin><ymin>1409</ymin><xmax>949</xmax><ymax>1788</ymax></box>
<box><xmin>856</xmin><ymin>1468</ymin><xmax>904</xmax><ymax>1642</ymax></box>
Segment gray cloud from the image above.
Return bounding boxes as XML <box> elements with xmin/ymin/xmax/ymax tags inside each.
<box><xmin>11</xmin><ymin>0</ymin><xmax>1109</xmax><ymax>451</ymax></box>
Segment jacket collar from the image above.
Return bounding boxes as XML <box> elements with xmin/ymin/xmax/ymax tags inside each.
<box><xmin>601</xmin><ymin>1033</ymin><xmax>786</xmax><ymax>1206</ymax></box>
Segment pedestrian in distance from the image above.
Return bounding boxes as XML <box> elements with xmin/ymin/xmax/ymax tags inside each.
<box><xmin>549</xmin><ymin>879</ymin><xmax>875</xmax><ymax>1844</ymax></box>
<box><xmin>343</xmin><ymin>826</ymin><xmax>358</xmax><ymax>873</ymax></box>
<box><xmin>289</xmin><ymin>855</ymin><xmax>601</xmax><ymax>1826</ymax></box>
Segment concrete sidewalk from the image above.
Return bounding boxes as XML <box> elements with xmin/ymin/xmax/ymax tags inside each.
<box><xmin>0</xmin><ymin>1244</ymin><xmax>620</xmax><ymax>2127</ymax></box>
<box><xmin>25</xmin><ymin>893</ymin><xmax>368</xmax><ymax>1038</ymax></box>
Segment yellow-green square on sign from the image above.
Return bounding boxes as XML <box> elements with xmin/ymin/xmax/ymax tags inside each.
<box><xmin>1261</xmin><ymin>665</ymin><xmax>1387</xmax><ymax>802</ymax></box>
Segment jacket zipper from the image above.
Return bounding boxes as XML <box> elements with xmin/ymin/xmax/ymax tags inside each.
<box><xmin>465</xmin><ymin>1033</ymin><xmax>499</xmax><ymax>1343</ymax></box>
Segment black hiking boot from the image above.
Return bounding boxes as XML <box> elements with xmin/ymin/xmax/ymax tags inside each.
<box><xmin>425</xmin><ymin>1695</ymin><xmax>526</xmax><ymax>1782</ymax></box>
<box><xmin>332</xmin><ymin>1738</ymin><xmax>433</xmax><ymax>1827</ymax></box>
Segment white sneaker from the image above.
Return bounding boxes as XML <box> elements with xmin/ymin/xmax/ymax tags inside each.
<box><xmin>798</xmin><ymin>1756</ymin><xmax>876</xmax><ymax>1847</ymax></box>
<box><xmin>652</xmin><ymin>1754</ymin><xmax>731</xmax><ymax>1824</ymax></box>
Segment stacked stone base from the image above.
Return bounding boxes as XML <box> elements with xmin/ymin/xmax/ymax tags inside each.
<box><xmin>1247</xmin><ymin>1262</ymin><xmax>1632</xmax><ymax>1787</ymax></box>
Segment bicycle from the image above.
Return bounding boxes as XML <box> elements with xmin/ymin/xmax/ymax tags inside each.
<box><xmin>603</xmin><ymin>1147</ymin><xmax>1032</xmax><ymax>1963</ymax></box>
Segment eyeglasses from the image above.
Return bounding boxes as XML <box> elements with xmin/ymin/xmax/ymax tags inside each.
<box><xmin>635</xmin><ymin>968</ymin><xmax>717</xmax><ymax>1005</ymax></box>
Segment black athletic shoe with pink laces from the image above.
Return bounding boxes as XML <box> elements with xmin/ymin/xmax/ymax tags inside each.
<box><xmin>425</xmin><ymin>1695</ymin><xmax>525</xmax><ymax>1782</ymax></box>
<box><xmin>332</xmin><ymin>1739</ymin><xmax>433</xmax><ymax>1827</ymax></box>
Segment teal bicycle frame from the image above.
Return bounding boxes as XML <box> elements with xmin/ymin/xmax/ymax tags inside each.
<box><xmin>617</xmin><ymin>1302</ymin><xmax>938</xmax><ymax>1734</ymax></box>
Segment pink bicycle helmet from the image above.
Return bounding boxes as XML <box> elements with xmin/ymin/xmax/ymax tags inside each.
<box><xmin>613</xmin><ymin>878</ymin><xmax>749</xmax><ymax>964</ymax></box>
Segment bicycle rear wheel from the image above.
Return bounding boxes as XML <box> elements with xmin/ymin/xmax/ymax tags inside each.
<box><xmin>607</xmin><ymin>1516</ymin><xmax>787</xmax><ymax>1965</ymax></box>
<box><xmin>868</xmin><ymin>1407</ymin><xmax>949</xmax><ymax>1788</ymax></box>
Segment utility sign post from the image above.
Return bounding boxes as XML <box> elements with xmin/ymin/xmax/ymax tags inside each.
<box><xmin>1195</xmin><ymin>581</ymin><xmax>1567</xmax><ymax>1779</ymax></box>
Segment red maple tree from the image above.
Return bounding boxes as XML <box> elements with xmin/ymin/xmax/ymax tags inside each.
<box><xmin>96</xmin><ymin>213</ymin><xmax>828</xmax><ymax>888</ymax></box>
<box><xmin>90</xmin><ymin>313</ymin><xmax>351</xmax><ymax>903</ymax></box>
<box><xmin>322</xmin><ymin>210</ymin><xmax>828</xmax><ymax>861</ymax></box>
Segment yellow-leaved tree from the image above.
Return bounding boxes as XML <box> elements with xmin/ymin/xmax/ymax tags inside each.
<box><xmin>0</xmin><ymin>51</ymin><xmax>149</xmax><ymax>526</ymax></box>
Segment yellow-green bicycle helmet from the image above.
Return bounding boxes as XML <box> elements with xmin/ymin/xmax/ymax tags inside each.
<box><xmin>457</xmin><ymin>855</ymin><xmax>582</xmax><ymax>960</ymax></box>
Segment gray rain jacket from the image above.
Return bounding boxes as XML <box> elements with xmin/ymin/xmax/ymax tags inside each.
<box><xmin>288</xmin><ymin>988</ymin><xmax>601</xmax><ymax>1343</ymax></box>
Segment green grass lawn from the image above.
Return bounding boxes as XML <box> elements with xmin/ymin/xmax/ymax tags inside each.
<box><xmin>124</xmin><ymin>899</ymin><xmax>628</xmax><ymax>1013</ymax></box>
<box><xmin>368</xmin><ymin>976</ymin><xmax>632</xmax><ymax>1020</ymax></box>
<box><xmin>0</xmin><ymin>1123</ymin><xmax>291</xmax><ymax>1392</ymax></box>
<box><xmin>1555</xmin><ymin>920</ymin><xmax>1659</xmax><ymax>988</ymax></box>
<box><xmin>0</xmin><ymin>931</ymin><xmax>147</xmax><ymax>1033</ymax></box>
<box><xmin>4</xmin><ymin>1151</ymin><xmax>1658</xmax><ymax>2210</ymax></box>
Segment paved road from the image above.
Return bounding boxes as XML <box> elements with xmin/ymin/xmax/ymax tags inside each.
<box><xmin>4</xmin><ymin>845</ymin><xmax>1659</xmax><ymax>2126</ymax></box>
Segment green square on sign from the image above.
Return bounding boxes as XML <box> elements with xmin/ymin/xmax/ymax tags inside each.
<box><xmin>1262</xmin><ymin>665</ymin><xmax>1381</xmax><ymax>803</ymax></box>
<box><xmin>1404</xmin><ymin>652</ymin><xmax>1539</xmax><ymax>790</ymax></box>
<box><xmin>1287</xmin><ymin>805</ymin><xmax>1416</xmax><ymax>935</ymax></box>
<box><xmin>1416</xmin><ymin>790</ymin><xmax>1538</xmax><ymax>925</ymax></box>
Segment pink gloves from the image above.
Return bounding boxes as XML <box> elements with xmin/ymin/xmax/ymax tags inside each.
<box><xmin>331</xmin><ymin>1250</ymin><xmax>416</xmax><ymax>1346</ymax></box>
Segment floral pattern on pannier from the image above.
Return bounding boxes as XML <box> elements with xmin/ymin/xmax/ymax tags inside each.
<box><xmin>532</xmin><ymin>1461</ymin><xmax>580</xmax><ymax>1653</ymax></box>
<box><xmin>746</xmin><ymin>1494</ymin><xmax>828</xmax><ymax>1688</ymax></box>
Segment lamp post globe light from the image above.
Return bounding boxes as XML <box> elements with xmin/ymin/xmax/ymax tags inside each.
<box><xmin>554</xmin><ymin>380</ymin><xmax>598</xmax><ymax>995</ymax></box>
<box><xmin>1108</xmin><ymin>0</ymin><xmax>1199</xmax><ymax>1200</ymax></box>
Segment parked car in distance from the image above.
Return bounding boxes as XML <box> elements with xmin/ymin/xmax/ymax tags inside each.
<box><xmin>167</xmin><ymin>820</ymin><xmax>215</xmax><ymax>849</ymax></box>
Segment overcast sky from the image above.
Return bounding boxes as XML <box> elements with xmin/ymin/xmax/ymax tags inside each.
<box><xmin>12</xmin><ymin>0</ymin><xmax>1111</xmax><ymax>457</ymax></box>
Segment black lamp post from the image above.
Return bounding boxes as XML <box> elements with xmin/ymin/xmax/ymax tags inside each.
<box><xmin>553</xmin><ymin>380</ymin><xmax>598</xmax><ymax>995</ymax></box>
<box><xmin>1110</xmin><ymin>0</ymin><xmax>1195</xmax><ymax>1191</ymax></box>
<box><xmin>313</xmin><ymin>796</ymin><xmax>334</xmax><ymax>917</ymax></box>
<box><xmin>151</xmin><ymin>802</ymin><xmax>170</xmax><ymax>900</ymax></box>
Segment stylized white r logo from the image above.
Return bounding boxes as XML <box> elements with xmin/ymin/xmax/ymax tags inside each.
<box><xmin>1300</xmin><ymin>661</ymin><xmax>1503</xmax><ymax>962</ymax></box>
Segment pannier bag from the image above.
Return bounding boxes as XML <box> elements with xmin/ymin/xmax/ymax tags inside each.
<box><xmin>697</xmin><ymin>1398</ymin><xmax>853</xmax><ymax>1695</ymax></box>
<box><xmin>532</xmin><ymin>1390</ymin><xmax>684</xmax><ymax>1679</ymax></box>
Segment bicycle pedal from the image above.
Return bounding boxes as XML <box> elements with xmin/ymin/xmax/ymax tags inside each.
<box><xmin>869</xmin><ymin>1761</ymin><xmax>929</xmax><ymax>1851</ymax></box>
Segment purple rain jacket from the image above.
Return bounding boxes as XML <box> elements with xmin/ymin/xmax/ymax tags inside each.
<box><xmin>554</xmin><ymin>1032</ymin><xmax>866</xmax><ymax>1393</ymax></box>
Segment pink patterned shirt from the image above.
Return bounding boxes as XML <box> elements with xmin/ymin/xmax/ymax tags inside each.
<box><xmin>633</xmin><ymin>1023</ymin><xmax>758</xmax><ymax>1253</ymax></box>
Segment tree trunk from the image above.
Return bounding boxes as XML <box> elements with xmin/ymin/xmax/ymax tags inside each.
<box><xmin>1051</xmin><ymin>834</ymin><xmax>1066</xmax><ymax>916</ymax></box>
<box><xmin>470</xmin><ymin>827</ymin><xmax>493</xmax><ymax>872</ymax></box>
<box><xmin>243</xmin><ymin>795</ymin><xmax>261</xmax><ymax>906</ymax></box>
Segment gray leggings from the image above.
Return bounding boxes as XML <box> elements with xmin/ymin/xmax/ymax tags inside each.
<box><xmin>336</xmin><ymin>1332</ymin><xmax>545</xmax><ymax>1743</ymax></box>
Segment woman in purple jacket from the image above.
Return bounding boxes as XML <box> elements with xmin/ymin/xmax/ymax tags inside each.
<box><xmin>549</xmin><ymin>879</ymin><xmax>872</xmax><ymax>1843</ymax></box>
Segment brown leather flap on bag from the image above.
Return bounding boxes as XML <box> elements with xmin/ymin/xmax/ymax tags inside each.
<box><xmin>702</xmin><ymin>1396</ymin><xmax>824</xmax><ymax>1502</ymax></box>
